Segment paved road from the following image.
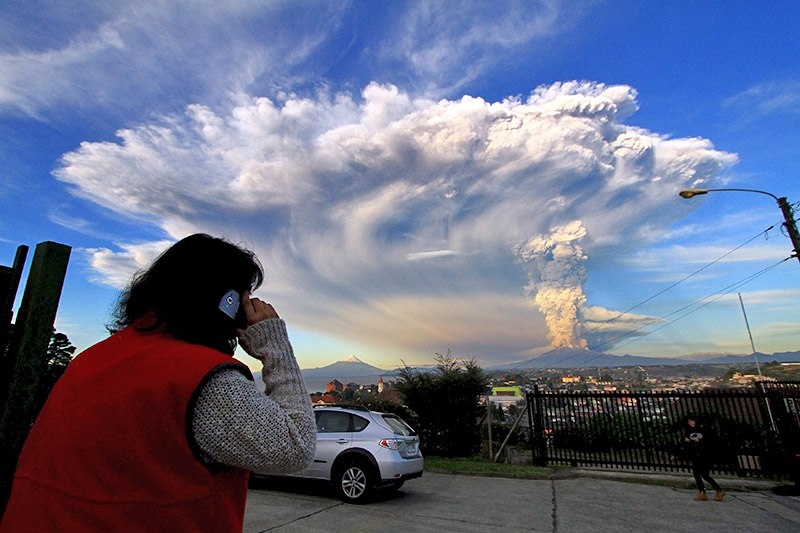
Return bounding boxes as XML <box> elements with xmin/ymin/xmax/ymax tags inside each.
<box><xmin>244</xmin><ymin>472</ymin><xmax>800</xmax><ymax>532</ymax></box>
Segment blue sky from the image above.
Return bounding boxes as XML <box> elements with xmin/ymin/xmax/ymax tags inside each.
<box><xmin>1</xmin><ymin>1</ymin><xmax>799</xmax><ymax>370</ymax></box>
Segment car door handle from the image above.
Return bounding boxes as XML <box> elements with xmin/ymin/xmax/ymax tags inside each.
<box><xmin>336</xmin><ymin>439</ymin><xmax>349</xmax><ymax>444</ymax></box>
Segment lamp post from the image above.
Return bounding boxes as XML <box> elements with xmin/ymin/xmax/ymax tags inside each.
<box><xmin>679</xmin><ymin>188</ymin><xmax>800</xmax><ymax>264</ymax></box>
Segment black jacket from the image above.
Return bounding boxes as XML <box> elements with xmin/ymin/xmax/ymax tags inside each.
<box><xmin>685</xmin><ymin>422</ymin><xmax>714</xmax><ymax>461</ymax></box>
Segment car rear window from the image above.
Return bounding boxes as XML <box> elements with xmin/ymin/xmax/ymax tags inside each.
<box><xmin>381</xmin><ymin>414</ymin><xmax>416</xmax><ymax>436</ymax></box>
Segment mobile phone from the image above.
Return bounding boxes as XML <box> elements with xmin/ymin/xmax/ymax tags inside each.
<box><xmin>218</xmin><ymin>289</ymin><xmax>240</xmax><ymax>320</ymax></box>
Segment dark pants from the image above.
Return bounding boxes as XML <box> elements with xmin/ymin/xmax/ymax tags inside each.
<box><xmin>692</xmin><ymin>459</ymin><xmax>721</xmax><ymax>492</ymax></box>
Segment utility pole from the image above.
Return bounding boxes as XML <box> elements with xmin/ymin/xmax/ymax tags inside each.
<box><xmin>737</xmin><ymin>292</ymin><xmax>777</xmax><ymax>433</ymax></box>
<box><xmin>777</xmin><ymin>196</ymin><xmax>800</xmax><ymax>263</ymax></box>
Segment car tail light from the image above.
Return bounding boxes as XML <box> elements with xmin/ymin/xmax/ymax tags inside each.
<box><xmin>379</xmin><ymin>438</ymin><xmax>402</xmax><ymax>450</ymax></box>
<box><xmin>380</xmin><ymin>438</ymin><xmax>418</xmax><ymax>457</ymax></box>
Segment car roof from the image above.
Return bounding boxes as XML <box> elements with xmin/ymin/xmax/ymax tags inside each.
<box><xmin>312</xmin><ymin>404</ymin><xmax>383</xmax><ymax>414</ymax></box>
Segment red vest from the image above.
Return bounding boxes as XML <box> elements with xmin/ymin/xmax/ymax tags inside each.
<box><xmin>1</xmin><ymin>327</ymin><xmax>252</xmax><ymax>532</ymax></box>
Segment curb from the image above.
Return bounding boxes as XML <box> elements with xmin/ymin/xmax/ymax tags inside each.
<box><xmin>567</xmin><ymin>467</ymin><xmax>783</xmax><ymax>492</ymax></box>
<box><xmin>425</xmin><ymin>466</ymin><xmax>793</xmax><ymax>493</ymax></box>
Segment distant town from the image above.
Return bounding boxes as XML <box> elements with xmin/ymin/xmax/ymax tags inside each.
<box><xmin>306</xmin><ymin>361</ymin><xmax>800</xmax><ymax>405</ymax></box>
<box><xmin>309</xmin><ymin>376</ymin><xmax>398</xmax><ymax>405</ymax></box>
<box><xmin>487</xmin><ymin>361</ymin><xmax>800</xmax><ymax>392</ymax></box>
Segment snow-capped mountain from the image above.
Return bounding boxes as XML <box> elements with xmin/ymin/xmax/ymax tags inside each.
<box><xmin>301</xmin><ymin>355</ymin><xmax>387</xmax><ymax>377</ymax></box>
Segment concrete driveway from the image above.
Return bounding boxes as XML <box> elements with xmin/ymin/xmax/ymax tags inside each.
<box><xmin>244</xmin><ymin>472</ymin><xmax>800</xmax><ymax>532</ymax></box>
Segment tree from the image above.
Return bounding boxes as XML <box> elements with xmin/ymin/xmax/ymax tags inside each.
<box><xmin>724</xmin><ymin>367</ymin><xmax>739</xmax><ymax>379</ymax></box>
<box><xmin>2</xmin><ymin>326</ymin><xmax>75</xmax><ymax>396</ymax></box>
<box><xmin>341</xmin><ymin>387</ymin><xmax>356</xmax><ymax>401</ymax></box>
<box><xmin>354</xmin><ymin>397</ymin><xmax>415</xmax><ymax>423</ymax></box>
<box><xmin>42</xmin><ymin>331</ymin><xmax>76</xmax><ymax>393</ymax></box>
<box><xmin>394</xmin><ymin>351</ymin><xmax>487</xmax><ymax>457</ymax></box>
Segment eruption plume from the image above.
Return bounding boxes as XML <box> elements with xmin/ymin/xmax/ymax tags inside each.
<box><xmin>515</xmin><ymin>220</ymin><xmax>589</xmax><ymax>348</ymax></box>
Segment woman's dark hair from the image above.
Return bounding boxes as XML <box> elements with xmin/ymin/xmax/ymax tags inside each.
<box><xmin>111</xmin><ymin>234</ymin><xmax>264</xmax><ymax>354</ymax></box>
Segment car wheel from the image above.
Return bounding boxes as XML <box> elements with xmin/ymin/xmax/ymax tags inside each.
<box><xmin>334</xmin><ymin>459</ymin><xmax>374</xmax><ymax>503</ymax></box>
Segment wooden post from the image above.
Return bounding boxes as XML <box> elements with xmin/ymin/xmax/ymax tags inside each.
<box><xmin>0</xmin><ymin>245</ymin><xmax>29</xmax><ymax>406</ymax></box>
<box><xmin>494</xmin><ymin>403</ymin><xmax>528</xmax><ymax>463</ymax></box>
<box><xmin>487</xmin><ymin>396</ymin><xmax>493</xmax><ymax>460</ymax></box>
<box><xmin>0</xmin><ymin>241</ymin><xmax>70</xmax><ymax>514</ymax></box>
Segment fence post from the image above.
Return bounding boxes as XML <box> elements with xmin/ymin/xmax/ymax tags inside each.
<box><xmin>635</xmin><ymin>393</ymin><xmax>654</xmax><ymax>466</ymax></box>
<box><xmin>761</xmin><ymin>385</ymin><xmax>796</xmax><ymax>478</ymax></box>
<box><xmin>0</xmin><ymin>245</ymin><xmax>29</xmax><ymax>406</ymax></box>
<box><xmin>527</xmin><ymin>385</ymin><xmax>548</xmax><ymax>467</ymax></box>
<box><xmin>486</xmin><ymin>397</ymin><xmax>493</xmax><ymax>461</ymax></box>
<box><xmin>527</xmin><ymin>390</ymin><xmax>535</xmax><ymax>465</ymax></box>
<box><xmin>0</xmin><ymin>241</ymin><xmax>71</xmax><ymax>514</ymax></box>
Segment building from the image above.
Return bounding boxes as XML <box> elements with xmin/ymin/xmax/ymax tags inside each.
<box><xmin>310</xmin><ymin>393</ymin><xmax>339</xmax><ymax>405</ymax></box>
<box><xmin>492</xmin><ymin>386</ymin><xmax>522</xmax><ymax>397</ymax></box>
<box><xmin>326</xmin><ymin>379</ymin><xmax>344</xmax><ymax>392</ymax></box>
<box><xmin>485</xmin><ymin>386</ymin><xmax>525</xmax><ymax>411</ymax></box>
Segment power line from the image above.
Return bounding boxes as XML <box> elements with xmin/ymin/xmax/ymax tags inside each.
<box><xmin>506</xmin><ymin>226</ymin><xmax>786</xmax><ymax>371</ymax></box>
<box><xmin>604</xmin><ymin>226</ymin><xmax>773</xmax><ymax>319</ymax></box>
<box><xmin>558</xmin><ymin>257</ymin><xmax>788</xmax><ymax>368</ymax></box>
<box><xmin>609</xmin><ymin>257</ymin><xmax>789</xmax><ymax>352</ymax></box>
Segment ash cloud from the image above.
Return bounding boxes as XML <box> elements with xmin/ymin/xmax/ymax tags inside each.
<box><xmin>514</xmin><ymin>220</ymin><xmax>588</xmax><ymax>348</ymax></box>
<box><xmin>56</xmin><ymin>81</ymin><xmax>737</xmax><ymax>363</ymax></box>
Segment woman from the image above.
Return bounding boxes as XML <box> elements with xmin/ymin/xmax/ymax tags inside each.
<box><xmin>684</xmin><ymin>415</ymin><xmax>725</xmax><ymax>502</ymax></box>
<box><xmin>1</xmin><ymin>234</ymin><xmax>315</xmax><ymax>531</ymax></box>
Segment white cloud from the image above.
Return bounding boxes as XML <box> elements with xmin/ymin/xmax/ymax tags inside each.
<box><xmin>54</xmin><ymin>81</ymin><xmax>737</xmax><ymax>363</ymax></box>
<box><xmin>723</xmin><ymin>81</ymin><xmax>800</xmax><ymax>119</ymax></box>
<box><xmin>0</xmin><ymin>2</ymin><xmax>350</xmax><ymax>117</ymax></box>
<box><xmin>385</xmin><ymin>1</ymin><xmax>593</xmax><ymax>97</ymax></box>
<box><xmin>717</xmin><ymin>289</ymin><xmax>800</xmax><ymax>307</ymax></box>
<box><xmin>628</xmin><ymin>242</ymin><xmax>791</xmax><ymax>273</ymax></box>
<box><xmin>0</xmin><ymin>2</ymin><xmax>598</xmax><ymax>120</ymax></box>
<box><xmin>0</xmin><ymin>24</ymin><xmax>124</xmax><ymax>116</ymax></box>
<box><xmin>86</xmin><ymin>240</ymin><xmax>173</xmax><ymax>288</ymax></box>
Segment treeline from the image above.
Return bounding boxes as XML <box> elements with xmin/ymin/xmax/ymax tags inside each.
<box><xmin>357</xmin><ymin>351</ymin><xmax>488</xmax><ymax>458</ymax></box>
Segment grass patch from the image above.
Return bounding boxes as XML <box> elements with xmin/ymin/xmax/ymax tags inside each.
<box><xmin>423</xmin><ymin>456</ymin><xmax>787</xmax><ymax>491</ymax></box>
<box><xmin>424</xmin><ymin>456</ymin><xmax>563</xmax><ymax>479</ymax></box>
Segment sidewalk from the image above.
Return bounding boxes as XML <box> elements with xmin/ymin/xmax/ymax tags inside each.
<box><xmin>559</xmin><ymin>466</ymin><xmax>783</xmax><ymax>492</ymax></box>
<box><xmin>244</xmin><ymin>471</ymin><xmax>800</xmax><ymax>532</ymax></box>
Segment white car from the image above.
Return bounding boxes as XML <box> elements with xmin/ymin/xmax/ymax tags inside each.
<box><xmin>279</xmin><ymin>405</ymin><xmax>424</xmax><ymax>503</ymax></box>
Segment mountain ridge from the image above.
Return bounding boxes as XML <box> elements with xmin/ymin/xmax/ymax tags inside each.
<box><xmin>301</xmin><ymin>356</ymin><xmax>386</xmax><ymax>378</ymax></box>
<box><xmin>302</xmin><ymin>348</ymin><xmax>800</xmax><ymax>376</ymax></box>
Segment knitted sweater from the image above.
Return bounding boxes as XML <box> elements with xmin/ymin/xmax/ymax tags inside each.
<box><xmin>191</xmin><ymin>318</ymin><xmax>316</xmax><ymax>473</ymax></box>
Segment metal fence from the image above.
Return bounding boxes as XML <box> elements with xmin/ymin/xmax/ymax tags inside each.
<box><xmin>525</xmin><ymin>381</ymin><xmax>800</xmax><ymax>479</ymax></box>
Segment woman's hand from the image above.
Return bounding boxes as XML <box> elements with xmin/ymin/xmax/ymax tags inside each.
<box><xmin>241</xmin><ymin>291</ymin><xmax>279</xmax><ymax>326</ymax></box>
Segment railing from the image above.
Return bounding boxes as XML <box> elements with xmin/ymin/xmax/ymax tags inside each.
<box><xmin>525</xmin><ymin>382</ymin><xmax>800</xmax><ymax>479</ymax></box>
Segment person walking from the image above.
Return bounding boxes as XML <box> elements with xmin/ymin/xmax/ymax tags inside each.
<box><xmin>1</xmin><ymin>233</ymin><xmax>316</xmax><ymax>531</ymax></box>
<box><xmin>684</xmin><ymin>415</ymin><xmax>725</xmax><ymax>501</ymax></box>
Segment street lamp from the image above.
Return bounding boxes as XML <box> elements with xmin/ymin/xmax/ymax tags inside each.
<box><xmin>679</xmin><ymin>188</ymin><xmax>800</xmax><ymax>264</ymax></box>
